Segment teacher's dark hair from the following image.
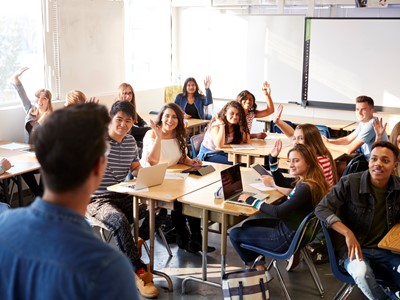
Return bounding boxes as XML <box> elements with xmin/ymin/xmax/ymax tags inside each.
<box><xmin>32</xmin><ymin>103</ymin><xmax>110</xmax><ymax>193</ymax></box>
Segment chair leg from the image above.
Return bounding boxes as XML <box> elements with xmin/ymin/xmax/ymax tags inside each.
<box><xmin>271</xmin><ymin>260</ymin><xmax>291</xmax><ymax>300</ymax></box>
<box><xmin>158</xmin><ymin>227</ymin><xmax>173</xmax><ymax>257</ymax></box>
<box><xmin>301</xmin><ymin>248</ymin><xmax>324</xmax><ymax>296</ymax></box>
<box><xmin>251</xmin><ymin>255</ymin><xmax>265</xmax><ymax>268</ymax></box>
<box><xmin>333</xmin><ymin>283</ymin><xmax>354</xmax><ymax>300</ymax></box>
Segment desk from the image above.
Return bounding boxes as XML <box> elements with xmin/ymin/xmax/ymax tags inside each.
<box><xmin>378</xmin><ymin>223</ymin><xmax>400</xmax><ymax>254</ymax></box>
<box><xmin>178</xmin><ymin>167</ymin><xmax>285</xmax><ymax>291</ymax></box>
<box><xmin>107</xmin><ymin>162</ymin><xmax>230</xmax><ymax>291</ymax></box>
<box><xmin>0</xmin><ymin>142</ymin><xmax>40</xmax><ymax>205</ymax></box>
<box><xmin>141</xmin><ymin>113</ymin><xmax>209</xmax><ymax>136</ymax></box>
<box><xmin>217</xmin><ymin>134</ymin><xmax>291</xmax><ymax>167</ymax></box>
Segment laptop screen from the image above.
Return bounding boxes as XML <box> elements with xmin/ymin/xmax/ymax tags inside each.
<box><xmin>221</xmin><ymin>164</ymin><xmax>243</xmax><ymax>199</ymax></box>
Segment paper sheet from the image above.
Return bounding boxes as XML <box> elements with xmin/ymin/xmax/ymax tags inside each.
<box><xmin>164</xmin><ymin>173</ymin><xmax>189</xmax><ymax>180</ymax></box>
<box><xmin>249</xmin><ymin>182</ymin><xmax>276</xmax><ymax>192</ymax></box>
<box><xmin>0</xmin><ymin>143</ymin><xmax>30</xmax><ymax>150</ymax></box>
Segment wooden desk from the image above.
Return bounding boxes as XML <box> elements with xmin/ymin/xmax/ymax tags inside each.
<box><xmin>378</xmin><ymin>223</ymin><xmax>400</xmax><ymax>254</ymax></box>
<box><xmin>217</xmin><ymin>134</ymin><xmax>291</xmax><ymax>167</ymax></box>
<box><xmin>178</xmin><ymin>167</ymin><xmax>285</xmax><ymax>291</ymax></box>
<box><xmin>140</xmin><ymin>113</ymin><xmax>209</xmax><ymax>136</ymax></box>
<box><xmin>107</xmin><ymin>162</ymin><xmax>230</xmax><ymax>291</ymax></box>
<box><xmin>0</xmin><ymin>142</ymin><xmax>40</xmax><ymax>206</ymax></box>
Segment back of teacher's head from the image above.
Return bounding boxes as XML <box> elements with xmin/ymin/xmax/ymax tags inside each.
<box><xmin>32</xmin><ymin>103</ymin><xmax>110</xmax><ymax>193</ymax></box>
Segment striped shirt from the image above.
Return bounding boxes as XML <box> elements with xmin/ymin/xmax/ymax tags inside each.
<box><xmin>317</xmin><ymin>155</ymin><xmax>335</xmax><ymax>189</ymax></box>
<box><xmin>92</xmin><ymin>134</ymin><xmax>139</xmax><ymax>197</ymax></box>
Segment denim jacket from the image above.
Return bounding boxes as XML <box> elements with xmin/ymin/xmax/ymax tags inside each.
<box><xmin>315</xmin><ymin>170</ymin><xmax>400</xmax><ymax>260</ymax></box>
<box><xmin>174</xmin><ymin>88</ymin><xmax>213</xmax><ymax>120</ymax></box>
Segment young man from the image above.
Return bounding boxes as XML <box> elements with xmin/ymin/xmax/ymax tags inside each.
<box><xmin>316</xmin><ymin>141</ymin><xmax>400</xmax><ymax>299</ymax></box>
<box><xmin>323</xmin><ymin>96</ymin><xmax>388</xmax><ymax>160</ymax></box>
<box><xmin>0</xmin><ymin>104</ymin><xmax>139</xmax><ymax>299</ymax></box>
<box><xmin>87</xmin><ymin>100</ymin><xmax>159</xmax><ymax>299</ymax></box>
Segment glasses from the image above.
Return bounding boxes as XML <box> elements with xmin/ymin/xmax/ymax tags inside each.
<box><xmin>122</xmin><ymin>92</ymin><xmax>133</xmax><ymax>96</ymax></box>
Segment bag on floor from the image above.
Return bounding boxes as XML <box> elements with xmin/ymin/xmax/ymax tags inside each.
<box><xmin>222</xmin><ymin>268</ymin><xmax>269</xmax><ymax>300</ymax></box>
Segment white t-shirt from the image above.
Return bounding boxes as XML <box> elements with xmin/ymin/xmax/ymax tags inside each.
<box><xmin>140</xmin><ymin>134</ymin><xmax>182</xmax><ymax>167</ymax></box>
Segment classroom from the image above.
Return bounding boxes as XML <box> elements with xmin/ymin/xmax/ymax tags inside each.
<box><xmin>1</xmin><ymin>0</ymin><xmax>400</xmax><ymax>299</ymax></box>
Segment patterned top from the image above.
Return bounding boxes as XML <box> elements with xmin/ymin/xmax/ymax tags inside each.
<box><xmin>92</xmin><ymin>134</ymin><xmax>139</xmax><ymax>198</ymax></box>
<box><xmin>245</xmin><ymin>111</ymin><xmax>255</xmax><ymax>132</ymax></box>
<box><xmin>317</xmin><ymin>155</ymin><xmax>335</xmax><ymax>189</ymax></box>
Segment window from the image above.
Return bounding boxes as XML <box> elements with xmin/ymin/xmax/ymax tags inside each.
<box><xmin>0</xmin><ymin>0</ymin><xmax>46</xmax><ymax>107</ymax></box>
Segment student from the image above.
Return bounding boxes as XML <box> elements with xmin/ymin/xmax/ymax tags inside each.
<box><xmin>117</xmin><ymin>82</ymin><xmax>150</xmax><ymax>153</ymax></box>
<box><xmin>87</xmin><ymin>101</ymin><xmax>158</xmax><ymax>299</ymax></box>
<box><xmin>315</xmin><ymin>141</ymin><xmax>400</xmax><ymax>299</ymax></box>
<box><xmin>64</xmin><ymin>90</ymin><xmax>99</xmax><ymax>106</ymax></box>
<box><xmin>141</xmin><ymin>103</ymin><xmax>214</xmax><ymax>253</ymax></box>
<box><xmin>323</xmin><ymin>96</ymin><xmax>387</xmax><ymax>160</ymax></box>
<box><xmin>236</xmin><ymin>81</ymin><xmax>275</xmax><ymax>139</ymax></box>
<box><xmin>271</xmin><ymin>104</ymin><xmax>337</xmax><ymax>188</ymax></box>
<box><xmin>174</xmin><ymin>76</ymin><xmax>213</xmax><ymax>120</ymax></box>
<box><xmin>197</xmin><ymin>101</ymin><xmax>250</xmax><ymax>164</ymax></box>
<box><xmin>0</xmin><ymin>103</ymin><xmax>139</xmax><ymax>299</ymax></box>
<box><xmin>0</xmin><ymin>158</ymin><xmax>12</xmax><ymax>175</ymax></box>
<box><xmin>230</xmin><ymin>142</ymin><xmax>329</xmax><ymax>271</ymax></box>
<box><xmin>374</xmin><ymin>118</ymin><xmax>400</xmax><ymax>175</ymax></box>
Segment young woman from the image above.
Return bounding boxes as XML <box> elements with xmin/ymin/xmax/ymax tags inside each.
<box><xmin>117</xmin><ymin>83</ymin><xmax>150</xmax><ymax>153</ymax></box>
<box><xmin>197</xmin><ymin>101</ymin><xmax>250</xmax><ymax>164</ymax></box>
<box><xmin>140</xmin><ymin>103</ymin><xmax>214</xmax><ymax>253</ymax></box>
<box><xmin>64</xmin><ymin>90</ymin><xmax>99</xmax><ymax>106</ymax></box>
<box><xmin>236</xmin><ymin>81</ymin><xmax>275</xmax><ymax>139</ymax></box>
<box><xmin>270</xmin><ymin>104</ymin><xmax>338</xmax><ymax>189</ymax></box>
<box><xmin>229</xmin><ymin>142</ymin><xmax>330</xmax><ymax>270</ymax></box>
<box><xmin>174</xmin><ymin>76</ymin><xmax>213</xmax><ymax>120</ymax></box>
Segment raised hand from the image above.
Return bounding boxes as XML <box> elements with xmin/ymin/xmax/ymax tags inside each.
<box><xmin>149</xmin><ymin>119</ymin><xmax>163</xmax><ymax>139</ymax></box>
<box><xmin>373</xmin><ymin>117</ymin><xmax>387</xmax><ymax>141</ymax></box>
<box><xmin>273</xmin><ymin>104</ymin><xmax>283</xmax><ymax>123</ymax></box>
<box><xmin>270</xmin><ymin>139</ymin><xmax>282</xmax><ymax>157</ymax></box>
<box><xmin>262</xmin><ymin>81</ymin><xmax>271</xmax><ymax>96</ymax></box>
<box><xmin>86</xmin><ymin>97</ymin><xmax>99</xmax><ymax>104</ymax></box>
<box><xmin>204</xmin><ymin>76</ymin><xmax>212</xmax><ymax>89</ymax></box>
<box><xmin>11</xmin><ymin>67</ymin><xmax>29</xmax><ymax>84</ymax></box>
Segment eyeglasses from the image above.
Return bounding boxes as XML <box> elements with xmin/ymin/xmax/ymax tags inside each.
<box><xmin>122</xmin><ymin>92</ymin><xmax>133</xmax><ymax>96</ymax></box>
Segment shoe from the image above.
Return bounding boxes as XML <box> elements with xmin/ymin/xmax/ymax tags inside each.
<box><xmin>134</xmin><ymin>266</ymin><xmax>159</xmax><ymax>299</ymax></box>
<box><xmin>286</xmin><ymin>252</ymin><xmax>301</xmax><ymax>271</ymax></box>
<box><xmin>188</xmin><ymin>232</ymin><xmax>216</xmax><ymax>253</ymax></box>
<box><xmin>306</xmin><ymin>243</ymin><xmax>329</xmax><ymax>265</ymax></box>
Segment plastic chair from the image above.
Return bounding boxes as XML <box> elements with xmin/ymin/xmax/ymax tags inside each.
<box><xmin>342</xmin><ymin>154</ymin><xmax>368</xmax><ymax>177</ymax></box>
<box><xmin>320</xmin><ymin>221</ymin><xmax>355</xmax><ymax>300</ymax></box>
<box><xmin>149</xmin><ymin>110</ymin><xmax>159</xmax><ymax>115</ymax></box>
<box><xmin>315</xmin><ymin>125</ymin><xmax>331</xmax><ymax>138</ymax></box>
<box><xmin>190</xmin><ymin>133</ymin><xmax>205</xmax><ymax>158</ymax></box>
<box><xmin>240</xmin><ymin>212</ymin><xmax>324</xmax><ymax>300</ymax></box>
<box><xmin>270</xmin><ymin>120</ymin><xmax>295</xmax><ymax>134</ymax></box>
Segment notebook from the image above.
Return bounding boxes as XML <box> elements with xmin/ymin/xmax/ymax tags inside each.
<box><xmin>132</xmin><ymin>163</ymin><xmax>168</xmax><ymax>190</ymax></box>
<box><xmin>221</xmin><ymin>164</ymin><xmax>267</xmax><ymax>206</ymax></box>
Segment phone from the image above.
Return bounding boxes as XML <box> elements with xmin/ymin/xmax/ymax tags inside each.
<box><xmin>250</xmin><ymin>163</ymin><xmax>272</xmax><ymax>176</ymax></box>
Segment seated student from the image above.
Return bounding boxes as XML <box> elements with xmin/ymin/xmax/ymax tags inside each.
<box><xmin>0</xmin><ymin>103</ymin><xmax>139</xmax><ymax>299</ymax></box>
<box><xmin>116</xmin><ymin>82</ymin><xmax>150</xmax><ymax>155</ymax></box>
<box><xmin>174</xmin><ymin>76</ymin><xmax>213</xmax><ymax>120</ymax></box>
<box><xmin>271</xmin><ymin>104</ymin><xmax>337</xmax><ymax>188</ymax></box>
<box><xmin>87</xmin><ymin>101</ymin><xmax>158</xmax><ymax>299</ymax></box>
<box><xmin>315</xmin><ymin>141</ymin><xmax>400</xmax><ymax>299</ymax></box>
<box><xmin>236</xmin><ymin>81</ymin><xmax>275</xmax><ymax>139</ymax></box>
<box><xmin>374</xmin><ymin>118</ymin><xmax>400</xmax><ymax>175</ymax></box>
<box><xmin>0</xmin><ymin>158</ymin><xmax>12</xmax><ymax>175</ymax></box>
<box><xmin>323</xmin><ymin>95</ymin><xmax>388</xmax><ymax>160</ymax></box>
<box><xmin>230</xmin><ymin>142</ymin><xmax>329</xmax><ymax>271</ymax></box>
<box><xmin>64</xmin><ymin>90</ymin><xmax>99</xmax><ymax>106</ymax></box>
<box><xmin>140</xmin><ymin>103</ymin><xmax>215</xmax><ymax>253</ymax></box>
<box><xmin>197</xmin><ymin>101</ymin><xmax>250</xmax><ymax>164</ymax></box>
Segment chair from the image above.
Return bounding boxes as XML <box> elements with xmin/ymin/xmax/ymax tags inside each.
<box><xmin>240</xmin><ymin>212</ymin><xmax>324</xmax><ymax>300</ymax></box>
<box><xmin>342</xmin><ymin>153</ymin><xmax>368</xmax><ymax>176</ymax></box>
<box><xmin>190</xmin><ymin>133</ymin><xmax>205</xmax><ymax>158</ymax></box>
<box><xmin>149</xmin><ymin>110</ymin><xmax>159</xmax><ymax>115</ymax></box>
<box><xmin>320</xmin><ymin>221</ymin><xmax>355</xmax><ymax>300</ymax></box>
<box><xmin>270</xmin><ymin>120</ymin><xmax>296</xmax><ymax>134</ymax></box>
<box><xmin>315</xmin><ymin>125</ymin><xmax>331</xmax><ymax>138</ymax></box>
<box><xmin>164</xmin><ymin>84</ymin><xmax>182</xmax><ymax>103</ymax></box>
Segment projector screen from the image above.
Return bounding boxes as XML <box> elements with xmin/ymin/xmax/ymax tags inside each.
<box><xmin>304</xmin><ymin>18</ymin><xmax>400</xmax><ymax>112</ymax></box>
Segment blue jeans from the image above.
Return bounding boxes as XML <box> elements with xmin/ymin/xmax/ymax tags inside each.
<box><xmin>229</xmin><ymin>219</ymin><xmax>295</xmax><ymax>265</ymax></box>
<box><xmin>197</xmin><ymin>145</ymin><xmax>232</xmax><ymax>165</ymax></box>
<box><xmin>344</xmin><ymin>248</ymin><xmax>400</xmax><ymax>300</ymax></box>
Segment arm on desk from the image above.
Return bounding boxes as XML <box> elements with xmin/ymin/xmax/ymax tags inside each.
<box><xmin>323</xmin><ymin>131</ymin><xmax>363</xmax><ymax>155</ymax></box>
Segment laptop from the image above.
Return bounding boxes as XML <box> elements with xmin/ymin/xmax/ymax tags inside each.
<box><xmin>221</xmin><ymin>164</ymin><xmax>267</xmax><ymax>206</ymax></box>
<box><xmin>132</xmin><ymin>163</ymin><xmax>168</xmax><ymax>190</ymax></box>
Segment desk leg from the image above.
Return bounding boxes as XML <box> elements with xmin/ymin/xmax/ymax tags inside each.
<box><xmin>0</xmin><ymin>179</ymin><xmax>10</xmax><ymax>205</ymax></box>
<box><xmin>16</xmin><ymin>175</ymin><xmax>24</xmax><ymax>207</ymax></box>
<box><xmin>133</xmin><ymin>196</ymin><xmax>139</xmax><ymax>245</ymax></box>
<box><xmin>221</xmin><ymin>213</ymin><xmax>227</xmax><ymax>276</ymax></box>
<box><xmin>148</xmin><ymin>200</ymin><xmax>173</xmax><ymax>291</ymax></box>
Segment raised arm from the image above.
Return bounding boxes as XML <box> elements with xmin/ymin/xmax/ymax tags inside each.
<box><xmin>141</xmin><ymin>120</ymin><xmax>162</xmax><ymax>166</ymax></box>
<box><xmin>272</xmin><ymin>104</ymin><xmax>295</xmax><ymax>138</ymax></box>
<box><xmin>373</xmin><ymin>117</ymin><xmax>387</xmax><ymax>142</ymax></box>
<box><xmin>11</xmin><ymin>67</ymin><xmax>32</xmax><ymax>113</ymax></box>
<box><xmin>254</xmin><ymin>81</ymin><xmax>275</xmax><ymax>118</ymax></box>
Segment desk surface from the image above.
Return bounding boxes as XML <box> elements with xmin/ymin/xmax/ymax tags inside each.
<box><xmin>378</xmin><ymin>223</ymin><xmax>400</xmax><ymax>254</ymax></box>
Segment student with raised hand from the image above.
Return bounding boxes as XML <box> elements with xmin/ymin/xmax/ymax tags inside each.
<box><xmin>236</xmin><ymin>81</ymin><xmax>275</xmax><ymax>139</ymax></box>
<box><xmin>0</xmin><ymin>103</ymin><xmax>139</xmax><ymax>300</ymax></box>
<box><xmin>174</xmin><ymin>76</ymin><xmax>213</xmax><ymax>120</ymax></box>
<box><xmin>197</xmin><ymin>101</ymin><xmax>250</xmax><ymax>164</ymax></box>
<box><xmin>87</xmin><ymin>100</ymin><xmax>159</xmax><ymax>299</ymax></box>
<box><xmin>323</xmin><ymin>95</ymin><xmax>387</xmax><ymax>160</ymax></box>
<box><xmin>117</xmin><ymin>82</ymin><xmax>150</xmax><ymax>154</ymax></box>
<box><xmin>229</xmin><ymin>142</ymin><xmax>329</xmax><ymax>272</ymax></box>
<box><xmin>64</xmin><ymin>90</ymin><xmax>99</xmax><ymax>106</ymax></box>
<box><xmin>140</xmin><ymin>103</ymin><xmax>214</xmax><ymax>253</ymax></box>
<box><xmin>315</xmin><ymin>141</ymin><xmax>400</xmax><ymax>300</ymax></box>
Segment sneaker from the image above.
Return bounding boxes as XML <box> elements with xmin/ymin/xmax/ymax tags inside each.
<box><xmin>134</xmin><ymin>267</ymin><xmax>159</xmax><ymax>299</ymax></box>
<box><xmin>286</xmin><ymin>252</ymin><xmax>301</xmax><ymax>271</ymax></box>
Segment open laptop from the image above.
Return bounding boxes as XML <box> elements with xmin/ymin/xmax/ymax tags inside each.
<box><xmin>221</xmin><ymin>164</ymin><xmax>267</xmax><ymax>206</ymax></box>
<box><xmin>132</xmin><ymin>163</ymin><xmax>168</xmax><ymax>190</ymax></box>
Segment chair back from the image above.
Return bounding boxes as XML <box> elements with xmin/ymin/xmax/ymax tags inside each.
<box><xmin>342</xmin><ymin>154</ymin><xmax>368</xmax><ymax>177</ymax></box>
<box><xmin>270</xmin><ymin>120</ymin><xmax>296</xmax><ymax>134</ymax></box>
<box><xmin>164</xmin><ymin>84</ymin><xmax>182</xmax><ymax>103</ymax></box>
<box><xmin>190</xmin><ymin>133</ymin><xmax>205</xmax><ymax>158</ymax></box>
<box><xmin>320</xmin><ymin>221</ymin><xmax>355</xmax><ymax>284</ymax></box>
<box><xmin>315</xmin><ymin>125</ymin><xmax>331</xmax><ymax>138</ymax></box>
<box><xmin>0</xmin><ymin>202</ymin><xmax>10</xmax><ymax>214</ymax></box>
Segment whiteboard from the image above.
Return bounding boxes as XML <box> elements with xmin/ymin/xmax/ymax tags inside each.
<box><xmin>177</xmin><ymin>13</ymin><xmax>305</xmax><ymax>103</ymax></box>
<box><xmin>307</xmin><ymin>18</ymin><xmax>400</xmax><ymax>110</ymax></box>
